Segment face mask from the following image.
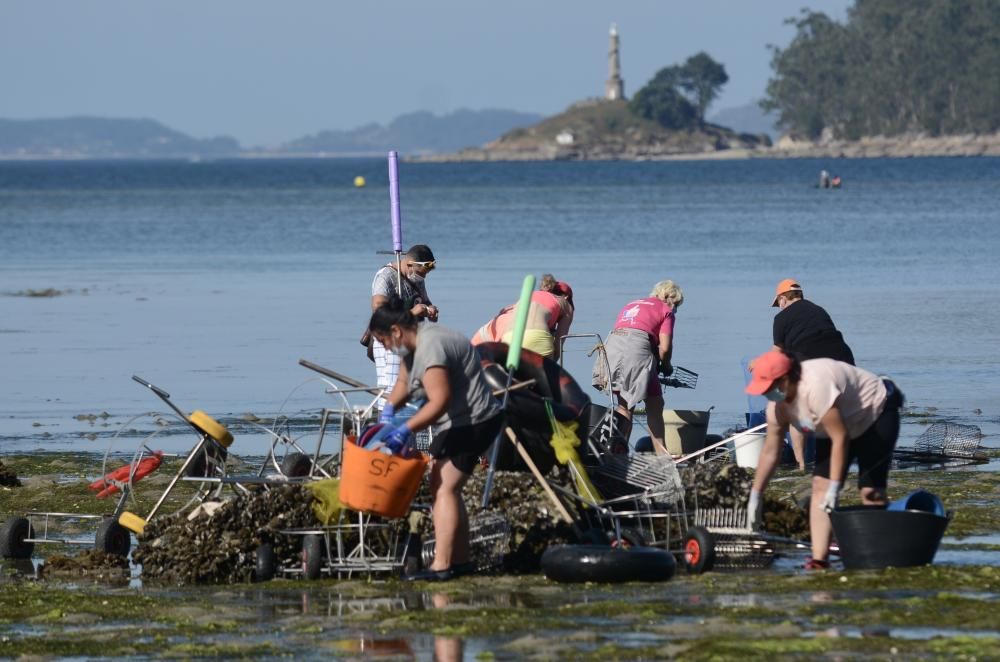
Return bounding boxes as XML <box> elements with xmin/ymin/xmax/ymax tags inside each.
<box><xmin>764</xmin><ymin>385</ymin><xmax>786</xmax><ymax>402</ymax></box>
<box><xmin>408</xmin><ymin>272</ymin><xmax>425</xmax><ymax>284</ymax></box>
<box><xmin>388</xmin><ymin>338</ymin><xmax>411</xmax><ymax>358</ymax></box>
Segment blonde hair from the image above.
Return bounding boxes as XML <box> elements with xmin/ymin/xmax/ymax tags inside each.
<box><xmin>540</xmin><ymin>274</ymin><xmax>558</xmax><ymax>292</ymax></box>
<box><xmin>650</xmin><ymin>280</ymin><xmax>684</xmax><ymax>308</ymax></box>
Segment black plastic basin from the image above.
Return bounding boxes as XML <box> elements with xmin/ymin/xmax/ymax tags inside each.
<box><xmin>830</xmin><ymin>505</ymin><xmax>949</xmax><ymax>570</ymax></box>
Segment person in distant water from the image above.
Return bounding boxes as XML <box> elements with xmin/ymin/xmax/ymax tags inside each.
<box><xmin>471</xmin><ymin>274</ymin><xmax>575</xmax><ymax>359</ymax></box>
<box><xmin>771</xmin><ymin>278</ymin><xmax>854</xmax><ymax>365</ymax></box>
<box><xmin>745</xmin><ymin>350</ymin><xmax>904</xmax><ymax>570</ymax></box>
<box><xmin>592</xmin><ymin>280</ymin><xmax>683</xmax><ymax>456</ymax></box>
<box><xmin>369</xmin><ymin>298</ymin><xmax>503</xmax><ymax>581</ymax></box>
<box><xmin>819</xmin><ymin>169</ymin><xmax>831</xmax><ymax>188</ymax></box>
<box><xmin>370</xmin><ymin>244</ymin><xmax>439</xmax><ymax>409</ymax></box>
<box><xmin>830</xmin><ymin>175</ymin><xmax>842</xmax><ymax>188</ymax></box>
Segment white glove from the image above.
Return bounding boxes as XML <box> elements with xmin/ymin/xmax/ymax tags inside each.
<box><xmin>747</xmin><ymin>489</ymin><xmax>763</xmax><ymax>530</ymax></box>
<box><xmin>821</xmin><ymin>481</ymin><xmax>842</xmax><ymax>513</ymax></box>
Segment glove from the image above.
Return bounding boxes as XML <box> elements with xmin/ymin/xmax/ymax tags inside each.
<box><xmin>821</xmin><ymin>480</ymin><xmax>842</xmax><ymax>513</ymax></box>
<box><xmin>378</xmin><ymin>403</ymin><xmax>395</xmax><ymax>424</ymax></box>
<box><xmin>382</xmin><ymin>425</ymin><xmax>415</xmax><ymax>454</ymax></box>
<box><xmin>747</xmin><ymin>489</ymin><xmax>763</xmax><ymax>530</ymax></box>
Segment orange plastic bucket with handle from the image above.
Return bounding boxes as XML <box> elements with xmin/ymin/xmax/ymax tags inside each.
<box><xmin>338</xmin><ymin>440</ymin><xmax>428</xmax><ymax>518</ymax></box>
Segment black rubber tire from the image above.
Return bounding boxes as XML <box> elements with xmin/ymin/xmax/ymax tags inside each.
<box><xmin>541</xmin><ymin>544</ymin><xmax>675</xmax><ymax>583</ymax></box>
<box><xmin>683</xmin><ymin>526</ymin><xmax>716</xmax><ymax>574</ymax></box>
<box><xmin>302</xmin><ymin>534</ymin><xmax>323</xmax><ymax>580</ymax></box>
<box><xmin>255</xmin><ymin>543</ymin><xmax>276</xmax><ymax>582</ymax></box>
<box><xmin>0</xmin><ymin>517</ymin><xmax>33</xmax><ymax>559</ymax></box>
<box><xmin>94</xmin><ymin>518</ymin><xmax>131</xmax><ymax>557</ymax></box>
<box><xmin>280</xmin><ymin>452</ymin><xmax>312</xmax><ymax>478</ymax></box>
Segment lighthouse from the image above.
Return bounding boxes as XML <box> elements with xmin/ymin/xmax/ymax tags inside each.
<box><xmin>605</xmin><ymin>23</ymin><xmax>625</xmax><ymax>101</ymax></box>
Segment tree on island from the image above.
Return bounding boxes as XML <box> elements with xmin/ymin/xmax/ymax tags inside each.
<box><xmin>629</xmin><ymin>52</ymin><xmax>729</xmax><ymax>128</ymax></box>
<box><xmin>763</xmin><ymin>0</ymin><xmax>1000</xmax><ymax>139</ymax></box>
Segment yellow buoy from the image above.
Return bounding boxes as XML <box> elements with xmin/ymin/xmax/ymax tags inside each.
<box><xmin>354</xmin><ymin>176</ymin><xmax>366</xmax><ymax>188</ymax></box>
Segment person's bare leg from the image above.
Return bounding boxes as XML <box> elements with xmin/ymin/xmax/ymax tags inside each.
<box><xmin>613</xmin><ymin>392</ymin><xmax>633</xmax><ymax>441</ymax></box>
<box><xmin>810</xmin><ymin>475</ymin><xmax>833</xmax><ymax>562</ymax></box>
<box><xmin>430</xmin><ymin>459</ymin><xmax>470</xmax><ymax>571</ymax></box>
<box><xmin>645</xmin><ymin>394</ymin><xmax>666</xmax><ymax>455</ymax></box>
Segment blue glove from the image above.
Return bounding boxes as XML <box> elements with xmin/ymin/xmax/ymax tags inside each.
<box><xmin>382</xmin><ymin>425</ymin><xmax>414</xmax><ymax>453</ymax></box>
<box><xmin>379</xmin><ymin>403</ymin><xmax>395</xmax><ymax>424</ymax></box>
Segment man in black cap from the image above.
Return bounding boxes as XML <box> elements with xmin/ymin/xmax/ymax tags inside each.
<box><xmin>370</xmin><ymin>244</ymin><xmax>439</xmax><ymax>409</ymax></box>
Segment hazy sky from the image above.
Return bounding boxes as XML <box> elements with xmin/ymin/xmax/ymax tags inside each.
<box><xmin>1</xmin><ymin>1</ymin><xmax>852</xmax><ymax>146</ymax></box>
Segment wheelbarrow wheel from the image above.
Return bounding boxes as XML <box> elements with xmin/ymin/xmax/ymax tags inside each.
<box><xmin>255</xmin><ymin>543</ymin><xmax>276</xmax><ymax>582</ymax></box>
<box><xmin>683</xmin><ymin>526</ymin><xmax>715</xmax><ymax>574</ymax></box>
<box><xmin>611</xmin><ymin>527</ymin><xmax>647</xmax><ymax>550</ymax></box>
<box><xmin>280</xmin><ymin>452</ymin><xmax>312</xmax><ymax>478</ymax></box>
<box><xmin>0</xmin><ymin>517</ymin><xmax>34</xmax><ymax>559</ymax></box>
<box><xmin>302</xmin><ymin>534</ymin><xmax>323</xmax><ymax>580</ymax></box>
<box><xmin>95</xmin><ymin>518</ymin><xmax>131</xmax><ymax>557</ymax></box>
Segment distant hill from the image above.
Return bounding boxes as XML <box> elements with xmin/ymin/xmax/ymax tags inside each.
<box><xmin>422</xmin><ymin>99</ymin><xmax>769</xmax><ymax>161</ymax></box>
<box><xmin>0</xmin><ymin>117</ymin><xmax>241</xmax><ymax>158</ymax></box>
<box><xmin>709</xmin><ymin>102</ymin><xmax>780</xmax><ymax>140</ymax></box>
<box><xmin>279</xmin><ymin>109</ymin><xmax>543</xmax><ymax>155</ymax></box>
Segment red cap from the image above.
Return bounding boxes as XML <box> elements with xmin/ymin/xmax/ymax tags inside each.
<box><xmin>771</xmin><ymin>278</ymin><xmax>802</xmax><ymax>307</ymax></box>
<box><xmin>745</xmin><ymin>351</ymin><xmax>792</xmax><ymax>395</ymax></box>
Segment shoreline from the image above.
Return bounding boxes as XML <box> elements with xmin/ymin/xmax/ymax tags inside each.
<box><xmin>1</xmin><ymin>133</ymin><xmax>998</xmax><ymax>163</ymax></box>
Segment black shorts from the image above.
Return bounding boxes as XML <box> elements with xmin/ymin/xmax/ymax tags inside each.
<box><xmin>429</xmin><ymin>414</ymin><xmax>504</xmax><ymax>475</ymax></box>
<box><xmin>814</xmin><ymin>380</ymin><xmax>904</xmax><ymax>489</ymax></box>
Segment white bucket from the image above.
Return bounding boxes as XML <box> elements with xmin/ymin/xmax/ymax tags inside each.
<box><xmin>732</xmin><ymin>431</ymin><xmax>766</xmax><ymax>468</ymax></box>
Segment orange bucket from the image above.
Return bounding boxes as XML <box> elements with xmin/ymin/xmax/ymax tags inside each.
<box><xmin>338</xmin><ymin>441</ymin><xmax>428</xmax><ymax>518</ymax></box>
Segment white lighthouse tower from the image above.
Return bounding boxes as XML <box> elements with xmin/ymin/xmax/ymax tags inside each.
<box><xmin>605</xmin><ymin>23</ymin><xmax>625</xmax><ymax>100</ymax></box>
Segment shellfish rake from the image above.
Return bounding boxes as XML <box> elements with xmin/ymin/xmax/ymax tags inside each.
<box><xmin>658</xmin><ymin>366</ymin><xmax>698</xmax><ymax>390</ymax></box>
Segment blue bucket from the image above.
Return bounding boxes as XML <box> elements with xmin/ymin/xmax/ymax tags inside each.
<box><xmin>888</xmin><ymin>490</ymin><xmax>945</xmax><ymax>517</ymax></box>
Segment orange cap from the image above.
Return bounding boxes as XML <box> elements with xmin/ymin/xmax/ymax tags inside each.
<box><xmin>745</xmin><ymin>350</ymin><xmax>793</xmax><ymax>395</ymax></box>
<box><xmin>771</xmin><ymin>278</ymin><xmax>802</xmax><ymax>307</ymax></box>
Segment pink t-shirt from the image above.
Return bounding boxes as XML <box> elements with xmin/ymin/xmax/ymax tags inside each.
<box><xmin>613</xmin><ymin>297</ymin><xmax>675</xmax><ymax>339</ymax></box>
<box><xmin>473</xmin><ymin>291</ymin><xmax>564</xmax><ymax>343</ymax></box>
<box><xmin>775</xmin><ymin>358</ymin><xmax>887</xmax><ymax>439</ymax></box>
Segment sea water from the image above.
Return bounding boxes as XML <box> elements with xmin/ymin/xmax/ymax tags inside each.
<box><xmin>1</xmin><ymin>157</ymin><xmax>998</xmax><ymax>454</ymax></box>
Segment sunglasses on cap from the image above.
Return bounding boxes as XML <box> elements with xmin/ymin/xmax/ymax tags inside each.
<box><xmin>411</xmin><ymin>260</ymin><xmax>436</xmax><ymax>271</ymax></box>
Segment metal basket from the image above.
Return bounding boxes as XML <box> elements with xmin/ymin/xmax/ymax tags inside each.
<box><xmin>422</xmin><ymin>511</ymin><xmax>511</xmax><ymax>572</ymax></box>
<box><xmin>913</xmin><ymin>422</ymin><xmax>982</xmax><ymax>456</ymax></box>
<box><xmin>587</xmin><ymin>453</ymin><xmax>685</xmax><ymax>505</ymax></box>
<box><xmin>659</xmin><ymin>366</ymin><xmax>698</xmax><ymax>389</ymax></box>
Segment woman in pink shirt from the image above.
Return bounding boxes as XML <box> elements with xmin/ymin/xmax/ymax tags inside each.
<box><xmin>592</xmin><ymin>280</ymin><xmax>683</xmax><ymax>455</ymax></box>
<box><xmin>472</xmin><ymin>275</ymin><xmax>574</xmax><ymax>359</ymax></box>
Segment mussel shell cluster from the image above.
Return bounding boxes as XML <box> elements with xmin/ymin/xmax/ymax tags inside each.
<box><xmin>41</xmin><ymin>549</ymin><xmax>129</xmax><ymax>580</ymax></box>
<box><xmin>134</xmin><ymin>484</ymin><xmax>315</xmax><ymax>585</ymax></box>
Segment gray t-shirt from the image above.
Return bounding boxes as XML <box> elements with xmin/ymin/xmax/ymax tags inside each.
<box><xmin>371</xmin><ymin>265</ymin><xmax>430</xmax><ymax>308</ymax></box>
<box><xmin>405</xmin><ymin>323</ymin><xmax>501</xmax><ymax>431</ymax></box>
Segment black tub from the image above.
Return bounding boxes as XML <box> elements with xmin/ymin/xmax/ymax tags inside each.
<box><xmin>830</xmin><ymin>505</ymin><xmax>949</xmax><ymax>570</ymax></box>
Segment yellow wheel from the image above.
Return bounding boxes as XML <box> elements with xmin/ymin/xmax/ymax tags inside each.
<box><xmin>188</xmin><ymin>410</ymin><xmax>234</xmax><ymax>448</ymax></box>
<box><xmin>118</xmin><ymin>511</ymin><xmax>148</xmax><ymax>535</ymax></box>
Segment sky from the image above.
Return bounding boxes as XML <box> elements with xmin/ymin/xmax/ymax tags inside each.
<box><xmin>1</xmin><ymin>1</ymin><xmax>853</xmax><ymax>147</ymax></box>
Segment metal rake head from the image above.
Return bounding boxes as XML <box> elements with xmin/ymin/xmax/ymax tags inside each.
<box><xmin>659</xmin><ymin>366</ymin><xmax>698</xmax><ymax>389</ymax></box>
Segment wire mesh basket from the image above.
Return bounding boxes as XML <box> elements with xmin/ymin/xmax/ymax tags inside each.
<box><xmin>587</xmin><ymin>453</ymin><xmax>685</xmax><ymax>505</ymax></box>
<box><xmin>659</xmin><ymin>366</ymin><xmax>698</xmax><ymax>389</ymax></box>
<box><xmin>913</xmin><ymin>422</ymin><xmax>983</xmax><ymax>456</ymax></box>
<box><xmin>422</xmin><ymin>511</ymin><xmax>511</xmax><ymax>572</ymax></box>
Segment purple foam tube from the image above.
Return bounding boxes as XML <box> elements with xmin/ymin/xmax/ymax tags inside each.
<box><xmin>388</xmin><ymin>151</ymin><xmax>403</xmax><ymax>252</ymax></box>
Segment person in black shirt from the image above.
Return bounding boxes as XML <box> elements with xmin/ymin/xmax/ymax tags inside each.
<box><xmin>771</xmin><ymin>278</ymin><xmax>855</xmax><ymax>365</ymax></box>
<box><xmin>766</xmin><ymin>278</ymin><xmax>855</xmax><ymax>469</ymax></box>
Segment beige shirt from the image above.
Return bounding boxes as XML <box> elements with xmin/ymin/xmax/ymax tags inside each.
<box><xmin>773</xmin><ymin>358</ymin><xmax>887</xmax><ymax>439</ymax></box>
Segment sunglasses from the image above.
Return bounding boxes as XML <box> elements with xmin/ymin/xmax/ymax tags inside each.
<box><xmin>411</xmin><ymin>260</ymin><xmax>436</xmax><ymax>271</ymax></box>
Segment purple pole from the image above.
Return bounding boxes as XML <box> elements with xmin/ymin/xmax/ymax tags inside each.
<box><xmin>388</xmin><ymin>151</ymin><xmax>403</xmax><ymax>252</ymax></box>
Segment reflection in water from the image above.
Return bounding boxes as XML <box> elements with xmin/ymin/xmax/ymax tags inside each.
<box><xmin>329</xmin><ymin>636</ymin><xmax>414</xmax><ymax>657</ymax></box>
<box><xmin>430</xmin><ymin>593</ymin><xmax>464</xmax><ymax>662</ymax></box>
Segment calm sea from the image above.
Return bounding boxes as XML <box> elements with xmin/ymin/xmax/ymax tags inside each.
<box><xmin>1</xmin><ymin>157</ymin><xmax>998</xmax><ymax>454</ymax></box>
